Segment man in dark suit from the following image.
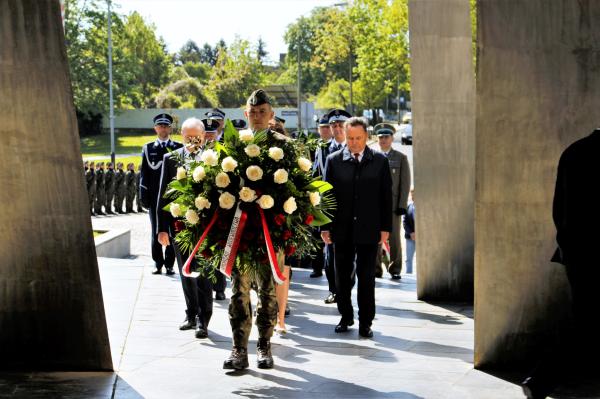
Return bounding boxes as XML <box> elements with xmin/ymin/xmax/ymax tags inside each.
<box><xmin>139</xmin><ymin>113</ymin><xmax>182</xmax><ymax>275</ymax></box>
<box><xmin>321</xmin><ymin>116</ymin><xmax>392</xmax><ymax>338</ymax></box>
<box><xmin>156</xmin><ymin>117</ymin><xmax>214</xmax><ymax>339</ymax></box>
<box><xmin>522</xmin><ymin>128</ymin><xmax>600</xmax><ymax>399</ymax></box>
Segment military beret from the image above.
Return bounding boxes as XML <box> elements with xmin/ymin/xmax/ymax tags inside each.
<box><xmin>205</xmin><ymin>108</ymin><xmax>226</xmax><ymax>120</ymax></box>
<box><xmin>231</xmin><ymin>119</ymin><xmax>247</xmax><ymax>130</ymax></box>
<box><xmin>153</xmin><ymin>113</ymin><xmax>173</xmax><ymax>126</ymax></box>
<box><xmin>374</xmin><ymin>123</ymin><xmax>396</xmax><ymax>136</ymax></box>
<box><xmin>274</xmin><ymin>116</ymin><xmax>286</xmax><ymax>124</ymax></box>
<box><xmin>247</xmin><ymin>89</ymin><xmax>272</xmax><ymax>106</ymax></box>
<box><xmin>326</xmin><ymin>109</ymin><xmax>352</xmax><ymax>124</ymax></box>
<box><xmin>201</xmin><ymin>118</ymin><xmax>219</xmax><ymax>133</ymax></box>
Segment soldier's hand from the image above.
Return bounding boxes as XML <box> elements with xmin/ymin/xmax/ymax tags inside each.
<box><xmin>158</xmin><ymin>232</ymin><xmax>170</xmax><ymax>246</ymax></box>
<box><xmin>410</xmin><ymin>232</ymin><xmax>416</xmax><ymax>241</ymax></box>
<box><xmin>321</xmin><ymin>231</ymin><xmax>332</xmax><ymax>245</ymax></box>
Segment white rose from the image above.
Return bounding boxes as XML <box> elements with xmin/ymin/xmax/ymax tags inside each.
<box><xmin>309</xmin><ymin>191</ymin><xmax>321</xmax><ymax>206</ymax></box>
<box><xmin>268</xmin><ymin>147</ymin><xmax>284</xmax><ymax>161</ymax></box>
<box><xmin>176</xmin><ymin>166</ymin><xmax>187</xmax><ymax>180</ymax></box>
<box><xmin>246</xmin><ymin>165</ymin><xmax>263</xmax><ymax>181</ymax></box>
<box><xmin>221</xmin><ymin>156</ymin><xmax>238</xmax><ymax>173</ymax></box>
<box><xmin>185</xmin><ymin>209</ymin><xmax>199</xmax><ymax>225</ymax></box>
<box><xmin>192</xmin><ymin>166</ymin><xmax>206</xmax><ymax>182</ymax></box>
<box><xmin>195</xmin><ymin>195</ymin><xmax>211</xmax><ymax>210</ymax></box>
<box><xmin>273</xmin><ymin>169</ymin><xmax>289</xmax><ymax>184</ymax></box>
<box><xmin>256</xmin><ymin>195</ymin><xmax>275</xmax><ymax>209</ymax></box>
<box><xmin>239</xmin><ymin>187</ymin><xmax>257</xmax><ymax>202</ymax></box>
<box><xmin>170</xmin><ymin>203</ymin><xmax>182</xmax><ymax>218</ymax></box>
<box><xmin>244</xmin><ymin>144</ymin><xmax>261</xmax><ymax>158</ymax></box>
<box><xmin>219</xmin><ymin>192</ymin><xmax>236</xmax><ymax>209</ymax></box>
<box><xmin>297</xmin><ymin>157</ymin><xmax>312</xmax><ymax>172</ymax></box>
<box><xmin>283</xmin><ymin>196</ymin><xmax>297</xmax><ymax>214</ymax></box>
<box><xmin>200</xmin><ymin>149</ymin><xmax>219</xmax><ymax>166</ymax></box>
<box><xmin>239</xmin><ymin>129</ymin><xmax>254</xmax><ymax>143</ymax></box>
<box><xmin>215</xmin><ymin>172</ymin><xmax>231</xmax><ymax>188</ymax></box>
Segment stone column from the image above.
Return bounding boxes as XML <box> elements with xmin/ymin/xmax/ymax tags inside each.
<box><xmin>408</xmin><ymin>0</ymin><xmax>476</xmax><ymax>301</ymax></box>
<box><xmin>474</xmin><ymin>1</ymin><xmax>600</xmax><ymax>367</ymax></box>
<box><xmin>0</xmin><ymin>0</ymin><xmax>112</xmax><ymax>370</ymax></box>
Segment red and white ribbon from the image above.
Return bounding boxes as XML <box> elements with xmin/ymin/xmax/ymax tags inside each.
<box><xmin>257</xmin><ymin>206</ymin><xmax>287</xmax><ymax>285</ymax></box>
<box><xmin>219</xmin><ymin>203</ymin><xmax>248</xmax><ymax>278</ymax></box>
<box><xmin>182</xmin><ymin>210</ymin><xmax>219</xmax><ymax>278</ymax></box>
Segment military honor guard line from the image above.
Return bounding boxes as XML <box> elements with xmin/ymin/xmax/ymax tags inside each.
<box><xmin>91</xmin><ymin>88</ymin><xmax>413</xmax><ymax>372</ymax></box>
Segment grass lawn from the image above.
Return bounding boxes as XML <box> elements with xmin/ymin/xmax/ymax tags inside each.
<box><xmin>81</xmin><ymin>130</ymin><xmax>184</xmax><ymax>167</ymax></box>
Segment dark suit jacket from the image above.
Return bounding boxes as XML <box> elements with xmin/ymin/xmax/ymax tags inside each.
<box><xmin>403</xmin><ymin>202</ymin><xmax>415</xmax><ymax>239</ymax></box>
<box><xmin>323</xmin><ymin>146</ymin><xmax>393</xmax><ymax>244</ymax></box>
<box><xmin>139</xmin><ymin>139</ymin><xmax>182</xmax><ymax>208</ymax></box>
<box><xmin>156</xmin><ymin>147</ymin><xmax>186</xmax><ymax>236</ymax></box>
<box><xmin>551</xmin><ymin>129</ymin><xmax>600</xmax><ymax>266</ymax></box>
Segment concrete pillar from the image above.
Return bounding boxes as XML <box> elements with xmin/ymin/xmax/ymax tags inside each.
<box><xmin>0</xmin><ymin>0</ymin><xmax>112</xmax><ymax>370</ymax></box>
<box><xmin>474</xmin><ymin>1</ymin><xmax>600</xmax><ymax>367</ymax></box>
<box><xmin>408</xmin><ymin>0</ymin><xmax>476</xmax><ymax>301</ymax></box>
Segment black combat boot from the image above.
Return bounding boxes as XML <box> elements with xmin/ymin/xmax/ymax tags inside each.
<box><xmin>223</xmin><ymin>347</ymin><xmax>248</xmax><ymax>370</ymax></box>
<box><xmin>256</xmin><ymin>338</ymin><xmax>274</xmax><ymax>369</ymax></box>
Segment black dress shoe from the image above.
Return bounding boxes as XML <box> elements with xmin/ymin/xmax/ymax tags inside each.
<box><xmin>165</xmin><ymin>268</ymin><xmax>175</xmax><ymax>275</ymax></box>
<box><xmin>309</xmin><ymin>271</ymin><xmax>323</xmax><ymax>278</ymax></box>
<box><xmin>215</xmin><ymin>291</ymin><xmax>226</xmax><ymax>300</ymax></box>
<box><xmin>521</xmin><ymin>376</ymin><xmax>553</xmax><ymax>399</ymax></box>
<box><xmin>324</xmin><ymin>293</ymin><xmax>337</xmax><ymax>304</ymax></box>
<box><xmin>391</xmin><ymin>274</ymin><xmax>401</xmax><ymax>280</ymax></box>
<box><xmin>257</xmin><ymin>339</ymin><xmax>274</xmax><ymax>369</ymax></box>
<box><xmin>179</xmin><ymin>318</ymin><xmax>196</xmax><ymax>330</ymax></box>
<box><xmin>335</xmin><ymin>318</ymin><xmax>354</xmax><ymax>333</ymax></box>
<box><xmin>223</xmin><ymin>347</ymin><xmax>249</xmax><ymax>370</ymax></box>
<box><xmin>152</xmin><ymin>268</ymin><xmax>162</xmax><ymax>275</ymax></box>
<box><xmin>195</xmin><ymin>325</ymin><xmax>208</xmax><ymax>339</ymax></box>
<box><xmin>359</xmin><ymin>325</ymin><xmax>373</xmax><ymax>338</ymax></box>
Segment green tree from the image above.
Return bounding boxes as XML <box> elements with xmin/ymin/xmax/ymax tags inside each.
<box><xmin>207</xmin><ymin>37</ymin><xmax>266</xmax><ymax>107</ymax></box>
<box><xmin>176</xmin><ymin>40</ymin><xmax>202</xmax><ymax>65</ymax></box>
<box><xmin>155</xmin><ymin>78</ymin><xmax>214</xmax><ymax>109</ymax></box>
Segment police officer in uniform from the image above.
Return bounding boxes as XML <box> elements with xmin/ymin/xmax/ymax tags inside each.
<box><xmin>140</xmin><ymin>113</ymin><xmax>183</xmax><ymax>275</ymax></box>
<box><xmin>373</xmin><ymin>123</ymin><xmax>411</xmax><ymax>279</ymax></box>
<box><xmin>205</xmin><ymin>108</ymin><xmax>226</xmax><ymax>142</ymax></box>
<box><xmin>231</xmin><ymin>118</ymin><xmax>247</xmax><ymax>131</ymax></box>
<box><xmin>223</xmin><ymin>89</ymin><xmax>279</xmax><ymax>371</ymax></box>
<box><xmin>125</xmin><ymin>162</ymin><xmax>137</xmax><ymax>213</ymax></box>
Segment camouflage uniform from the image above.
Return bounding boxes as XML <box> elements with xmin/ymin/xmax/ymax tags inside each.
<box><xmin>85</xmin><ymin>162</ymin><xmax>96</xmax><ymax>215</ymax></box>
<box><xmin>125</xmin><ymin>164</ymin><xmax>136</xmax><ymax>213</ymax></box>
<box><xmin>94</xmin><ymin>164</ymin><xmax>105</xmax><ymax>214</ymax></box>
<box><xmin>114</xmin><ymin>164</ymin><xmax>126</xmax><ymax>213</ymax></box>
<box><xmin>104</xmin><ymin>164</ymin><xmax>115</xmax><ymax>214</ymax></box>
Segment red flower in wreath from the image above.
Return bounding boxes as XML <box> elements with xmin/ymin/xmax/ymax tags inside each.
<box><xmin>282</xmin><ymin>230</ymin><xmax>293</xmax><ymax>241</ymax></box>
<box><xmin>285</xmin><ymin>245</ymin><xmax>296</xmax><ymax>256</ymax></box>
<box><xmin>174</xmin><ymin>220</ymin><xmax>185</xmax><ymax>233</ymax></box>
<box><xmin>304</xmin><ymin>214</ymin><xmax>314</xmax><ymax>225</ymax></box>
<box><xmin>274</xmin><ymin>214</ymin><xmax>286</xmax><ymax>226</ymax></box>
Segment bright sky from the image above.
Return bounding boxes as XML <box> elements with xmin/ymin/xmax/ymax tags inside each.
<box><xmin>115</xmin><ymin>0</ymin><xmax>342</xmax><ymax>63</ymax></box>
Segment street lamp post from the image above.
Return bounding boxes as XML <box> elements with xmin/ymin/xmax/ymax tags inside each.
<box><xmin>107</xmin><ymin>0</ymin><xmax>115</xmax><ymax>165</ymax></box>
<box><xmin>297</xmin><ymin>41</ymin><xmax>301</xmax><ymax>132</ymax></box>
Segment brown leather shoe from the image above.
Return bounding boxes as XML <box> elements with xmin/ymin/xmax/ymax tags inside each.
<box><xmin>223</xmin><ymin>347</ymin><xmax>248</xmax><ymax>370</ymax></box>
<box><xmin>256</xmin><ymin>339</ymin><xmax>274</xmax><ymax>369</ymax></box>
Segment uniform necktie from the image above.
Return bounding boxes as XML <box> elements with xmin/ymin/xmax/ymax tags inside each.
<box><xmin>161</xmin><ymin>142</ymin><xmax>166</xmax><ymax>149</ymax></box>
<box><xmin>354</xmin><ymin>153</ymin><xmax>360</xmax><ymax>163</ymax></box>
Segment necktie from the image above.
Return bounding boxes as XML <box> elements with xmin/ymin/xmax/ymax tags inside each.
<box><xmin>354</xmin><ymin>153</ymin><xmax>360</xmax><ymax>163</ymax></box>
<box><xmin>161</xmin><ymin>142</ymin><xmax>166</xmax><ymax>149</ymax></box>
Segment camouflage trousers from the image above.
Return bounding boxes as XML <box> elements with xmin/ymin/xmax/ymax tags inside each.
<box><xmin>228</xmin><ymin>267</ymin><xmax>278</xmax><ymax>349</ymax></box>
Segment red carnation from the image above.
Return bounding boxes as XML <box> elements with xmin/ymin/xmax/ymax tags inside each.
<box><xmin>282</xmin><ymin>230</ymin><xmax>293</xmax><ymax>241</ymax></box>
<box><xmin>304</xmin><ymin>214</ymin><xmax>314</xmax><ymax>225</ymax></box>
<box><xmin>201</xmin><ymin>249</ymin><xmax>212</xmax><ymax>258</ymax></box>
<box><xmin>285</xmin><ymin>245</ymin><xmax>296</xmax><ymax>256</ymax></box>
<box><xmin>173</xmin><ymin>220</ymin><xmax>185</xmax><ymax>233</ymax></box>
<box><xmin>274</xmin><ymin>214</ymin><xmax>286</xmax><ymax>226</ymax></box>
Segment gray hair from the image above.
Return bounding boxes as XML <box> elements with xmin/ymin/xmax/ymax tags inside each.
<box><xmin>344</xmin><ymin>116</ymin><xmax>369</xmax><ymax>133</ymax></box>
<box><xmin>181</xmin><ymin>117</ymin><xmax>204</xmax><ymax>133</ymax></box>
